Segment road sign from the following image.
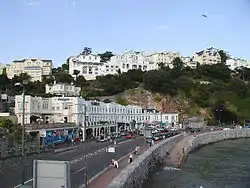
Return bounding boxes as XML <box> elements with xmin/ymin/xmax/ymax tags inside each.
<box><xmin>33</xmin><ymin>160</ymin><xmax>71</xmax><ymax>188</ymax></box>
<box><xmin>106</xmin><ymin>146</ymin><xmax>115</xmax><ymax>153</ymax></box>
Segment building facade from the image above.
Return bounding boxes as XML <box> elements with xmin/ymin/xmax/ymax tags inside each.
<box><xmin>226</xmin><ymin>58</ymin><xmax>250</xmax><ymax>70</ymax></box>
<box><xmin>147</xmin><ymin>52</ymin><xmax>182</xmax><ymax>69</ymax></box>
<box><xmin>6</xmin><ymin>58</ymin><xmax>52</xmax><ymax>82</ymax></box>
<box><xmin>45</xmin><ymin>82</ymin><xmax>81</xmax><ymax>96</ymax></box>
<box><xmin>105</xmin><ymin>50</ymin><xmax>155</xmax><ymax>74</ymax></box>
<box><xmin>193</xmin><ymin>47</ymin><xmax>221</xmax><ymax>65</ymax></box>
<box><xmin>68</xmin><ymin>52</ymin><xmax>103</xmax><ymax>80</ymax></box>
<box><xmin>15</xmin><ymin>95</ymin><xmax>179</xmax><ymax>139</ymax></box>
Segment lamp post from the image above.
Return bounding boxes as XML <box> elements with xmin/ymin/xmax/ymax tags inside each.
<box><xmin>16</xmin><ymin>81</ymin><xmax>28</xmax><ymax>186</ymax></box>
<box><xmin>83</xmin><ymin>103</ymin><xmax>88</xmax><ymax>188</ymax></box>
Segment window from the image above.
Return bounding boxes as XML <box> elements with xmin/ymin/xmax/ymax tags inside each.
<box><xmin>83</xmin><ymin>67</ymin><xmax>87</xmax><ymax>74</ymax></box>
<box><xmin>42</xmin><ymin>102</ymin><xmax>48</xmax><ymax>109</ymax></box>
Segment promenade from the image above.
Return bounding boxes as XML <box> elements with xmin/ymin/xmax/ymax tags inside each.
<box><xmin>164</xmin><ymin>135</ymin><xmax>192</xmax><ymax>166</ymax></box>
<box><xmin>87</xmin><ymin>145</ymin><xmax>149</xmax><ymax>188</ymax></box>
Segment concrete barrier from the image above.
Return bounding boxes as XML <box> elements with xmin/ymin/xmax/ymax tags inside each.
<box><xmin>184</xmin><ymin>129</ymin><xmax>250</xmax><ymax>162</ymax></box>
<box><xmin>107</xmin><ymin>134</ymin><xmax>184</xmax><ymax>188</ymax></box>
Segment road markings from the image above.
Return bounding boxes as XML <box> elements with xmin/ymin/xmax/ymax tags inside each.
<box><xmin>13</xmin><ymin>138</ymin><xmax>141</xmax><ymax>187</ymax></box>
<box><xmin>13</xmin><ymin>179</ymin><xmax>33</xmax><ymax>188</ymax></box>
<box><xmin>70</xmin><ymin>139</ymin><xmax>135</xmax><ymax>164</ymax></box>
<box><xmin>72</xmin><ymin>167</ymin><xmax>86</xmax><ymax>175</ymax></box>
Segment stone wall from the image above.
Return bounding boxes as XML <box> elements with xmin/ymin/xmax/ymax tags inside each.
<box><xmin>184</xmin><ymin>129</ymin><xmax>250</xmax><ymax>161</ymax></box>
<box><xmin>107</xmin><ymin>134</ymin><xmax>184</xmax><ymax>188</ymax></box>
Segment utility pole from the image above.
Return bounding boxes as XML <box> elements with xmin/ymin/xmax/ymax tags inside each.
<box><xmin>21</xmin><ymin>84</ymin><xmax>27</xmax><ymax>186</ymax></box>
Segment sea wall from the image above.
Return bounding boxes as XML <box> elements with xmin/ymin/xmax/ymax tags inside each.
<box><xmin>185</xmin><ymin>129</ymin><xmax>250</xmax><ymax>161</ymax></box>
<box><xmin>107</xmin><ymin>134</ymin><xmax>184</xmax><ymax>188</ymax></box>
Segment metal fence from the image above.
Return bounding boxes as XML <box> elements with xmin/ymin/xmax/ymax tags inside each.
<box><xmin>0</xmin><ymin>141</ymin><xmax>52</xmax><ymax>159</ymax></box>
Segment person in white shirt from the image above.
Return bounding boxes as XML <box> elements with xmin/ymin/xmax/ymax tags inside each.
<box><xmin>114</xmin><ymin>160</ymin><xmax>119</xmax><ymax>168</ymax></box>
<box><xmin>128</xmin><ymin>153</ymin><xmax>133</xmax><ymax>163</ymax></box>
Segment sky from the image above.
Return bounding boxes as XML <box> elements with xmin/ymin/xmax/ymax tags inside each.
<box><xmin>0</xmin><ymin>0</ymin><xmax>250</xmax><ymax>67</ymax></box>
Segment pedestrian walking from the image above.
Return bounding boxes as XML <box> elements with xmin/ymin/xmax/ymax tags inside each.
<box><xmin>114</xmin><ymin>160</ymin><xmax>119</xmax><ymax>168</ymax></box>
<box><xmin>128</xmin><ymin>153</ymin><xmax>133</xmax><ymax>163</ymax></box>
<box><xmin>151</xmin><ymin>139</ymin><xmax>154</xmax><ymax>146</ymax></box>
<box><xmin>110</xmin><ymin>159</ymin><xmax>115</xmax><ymax>167</ymax></box>
<box><xmin>135</xmin><ymin>146</ymin><xmax>140</xmax><ymax>155</ymax></box>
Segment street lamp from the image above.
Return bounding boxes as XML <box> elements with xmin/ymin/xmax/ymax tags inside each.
<box><xmin>83</xmin><ymin>103</ymin><xmax>88</xmax><ymax>188</ymax></box>
<box><xmin>15</xmin><ymin>80</ymin><xmax>28</xmax><ymax>186</ymax></box>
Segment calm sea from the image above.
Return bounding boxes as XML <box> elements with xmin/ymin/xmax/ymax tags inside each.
<box><xmin>144</xmin><ymin>139</ymin><xmax>250</xmax><ymax>188</ymax></box>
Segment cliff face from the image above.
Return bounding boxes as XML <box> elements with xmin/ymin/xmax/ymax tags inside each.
<box><xmin>97</xmin><ymin>88</ymin><xmax>211</xmax><ymax>120</ymax></box>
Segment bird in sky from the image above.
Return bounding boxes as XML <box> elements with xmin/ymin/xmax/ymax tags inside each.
<box><xmin>201</xmin><ymin>14</ymin><xmax>208</xmax><ymax>18</ymax></box>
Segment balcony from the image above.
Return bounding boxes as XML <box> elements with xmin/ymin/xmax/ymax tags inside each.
<box><xmin>25</xmin><ymin>122</ymin><xmax>77</xmax><ymax>131</ymax></box>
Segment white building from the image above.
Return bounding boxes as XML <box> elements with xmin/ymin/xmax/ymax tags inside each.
<box><xmin>45</xmin><ymin>82</ymin><xmax>81</xmax><ymax>96</ymax></box>
<box><xmin>193</xmin><ymin>47</ymin><xmax>221</xmax><ymax>65</ymax></box>
<box><xmin>104</xmin><ymin>50</ymin><xmax>155</xmax><ymax>74</ymax></box>
<box><xmin>181</xmin><ymin>56</ymin><xmax>198</xmax><ymax>69</ymax></box>
<box><xmin>6</xmin><ymin>58</ymin><xmax>52</xmax><ymax>82</ymax></box>
<box><xmin>15</xmin><ymin>95</ymin><xmax>179</xmax><ymax>139</ymax></box>
<box><xmin>147</xmin><ymin>51</ymin><xmax>182</xmax><ymax>69</ymax></box>
<box><xmin>226</xmin><ymin>57</ymin><xmax>250</xmax><ymax>70</ymax></box>
<box><xmin>68</xmin><ymin>52</ymin><xmax>103</xmax><ymax>80</ymax></box>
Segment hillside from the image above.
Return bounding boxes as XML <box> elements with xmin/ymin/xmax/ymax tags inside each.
<box><xmin>2</xmin><ymin>56</ymin><xmax>250</xmax><ymax>126</ymax></box>
<box><xmin>85</xmin><ymin>57</ymin><xmax>250</xmax><ymax>126</ymax></box>
<box><xmin>96</xmin><ymin>87</ymin><xmax>209</xmax><ymax>120</ymax></box>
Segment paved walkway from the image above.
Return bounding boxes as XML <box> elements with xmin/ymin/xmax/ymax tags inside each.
<box><xmin>87</xmin><ymin>145</ymin><xmax>149</xmax><ymax>188</ymax></box>
<box><xmin>164</xmin><ymin>135</ymin><xmax>192</xmax><ymax>166</ymax></box>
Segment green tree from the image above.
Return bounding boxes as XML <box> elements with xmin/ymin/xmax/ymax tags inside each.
<box><xmin>98</xmin><ymin>51</ymin><xmax>114</xmax><ymax>62</ymax></box>
<box><xmin>234</xmin><ymin>67</ymin><xmax>250</xmax><ymax>81</ymax></box>
<box><xmin>73</xmin><ymin>70</ymin><xmax>80</xmax><ymax>78</ymax></box>
<box><xmin>126</xmin><ymin>69</ymin><xmax>144</xmax><ymax>82</ymax></box>
<box><xmin>175</xmin><ymin>75</ymin><xmax>194</xmax><ymax>93</ymax></box>
<box><xmin>12</xmin><ymin>73</ymin><xmax>31</xmax><ymax>84</ymax></box>
<box><xmin>81</xmin><ymin>47</ymin><xmax>92</xmax><ymax>55</ymax></box>
<box><xmin>55</xmin><ymin>72</ymin><xmax>73</xmax><ymax>84</ymax></box>
<box><xmin>228</xmin><ymin>78</ymin><xmax>248</xmax><ymax>97</ymax></box>
<box><xmin>26</xmin><ymin>81</ymin><xmax>45</xmax><ymax>95</ymax></box>
<box><xmin>42</xmin><ymin>75</ymin><xmax>54</xmax><ymax>85</ymax></box>
<box><xmin>2</xmin><ymin>67</ymin><xmax>7</xmax><ymax>76</ymax></box>
<box><xmin>172</xmin><ymin>57</ymin><xmax>184</xmax><ymax>70</ymax></box>
<box><xmin>74</xmin><ymin>75</ymin><xmax>86</xmax><ymax>87</ymax></box>
<box><xmin>218</xmin><ymin>50</ymin><xmax>228</xmax><ymax>64</ymax></box>
<box><xmin>0</xmin><ymin>119</ymin><xmax>20</xmax><ymax>138</ymax></box>
<box><xmin>0</xmin><ymin>74</ymin><xmax>10</xmax><ymax>90</ymax></box>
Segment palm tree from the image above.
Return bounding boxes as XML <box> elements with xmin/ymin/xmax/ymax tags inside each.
<box><xmin>19</xmin><ymin>73</ymin><xmax>31</xmax><ymax>84</ymax></box>
<box><xmin>73</xmin><ymin>70</ymin><xmax>80</xmax><ymax>80</ymax></box>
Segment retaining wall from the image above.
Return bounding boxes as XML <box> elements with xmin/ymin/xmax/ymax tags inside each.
<box><xmin>184</xmin><ymin>128</ymin><xmax>250</xmax><ymax>161</ymax></box>
<box><xmin>107</xmin><ymin>134</ymin><xmax>184</xmax><ymax>188</ymax></box>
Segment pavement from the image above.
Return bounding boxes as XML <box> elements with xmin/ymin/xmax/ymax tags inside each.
<box><xmin>0</xmin><ymin>136</ymin><xmax>145</xmax><ymax>188</ymax></box>
<box><xmin>87</xmin><ymin>144</ymin><xmax>149</xmax><ymax>188</ymax></box>
<box><xmin>164</xmin><ymin>135</ymin><xmax>192</xmax><ymax>167</ymax></box>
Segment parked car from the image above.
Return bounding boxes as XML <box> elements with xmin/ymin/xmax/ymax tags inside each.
<box><xmin>126</xmin><ymin>134</ymin><xmax>135</xmax><ymax>139</ymax></box>
<box><xmin>121</xmin><ymin>132</ymin><xmax>126</xmax><ymax>136</ymax></box>
<box><xmin>139</xmin><ymin>132</ymin><xmax>144</xmax><ymax>136</ymax></box>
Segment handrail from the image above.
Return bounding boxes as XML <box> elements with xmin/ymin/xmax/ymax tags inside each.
<box><xmin>25</xmin><ymin>123</ymin><xmax>76</xmax><ymax>130</ymax></box>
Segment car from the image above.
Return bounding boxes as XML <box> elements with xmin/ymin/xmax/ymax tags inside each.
<box><xmin>121</xmin><ymin>132</ymin><xmax>126</xmax><ymax>136</ymax></box>
<box><xmin>126</xmin><ymin>134</ymin><xmax>135</xmax><ymax>139</ymax></box>
<box><xmin>139</xmin><ymin>132</ymin><xmax>144</xmax><ymax>136</ymax></box>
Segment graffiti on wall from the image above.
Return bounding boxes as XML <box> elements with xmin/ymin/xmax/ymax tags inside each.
<box><xmin>44</xmin><ymin>129</ymin><xmax>77</xmax><ymax>146</ymax></box>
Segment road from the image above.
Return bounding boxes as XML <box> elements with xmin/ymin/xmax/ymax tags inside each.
<box><xmin>0</xmin><ymin>136</ymin><xmax>145</xmax><ymax>188</ymax></box>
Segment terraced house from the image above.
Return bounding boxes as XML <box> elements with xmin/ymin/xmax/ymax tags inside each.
<box><xmin>193</xmin><ymin>47</ymin><xmax>222</xmax><ymax>65</ymax></box>
<box><xmin>14</xmin><ymin>96</ymin><xmax>178</xmax><ymax>141</ymax></box>
<box><xmin>5</xmin><ymin>58</ymin><xmax>52</xmax><ymax>82</ymax></box>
